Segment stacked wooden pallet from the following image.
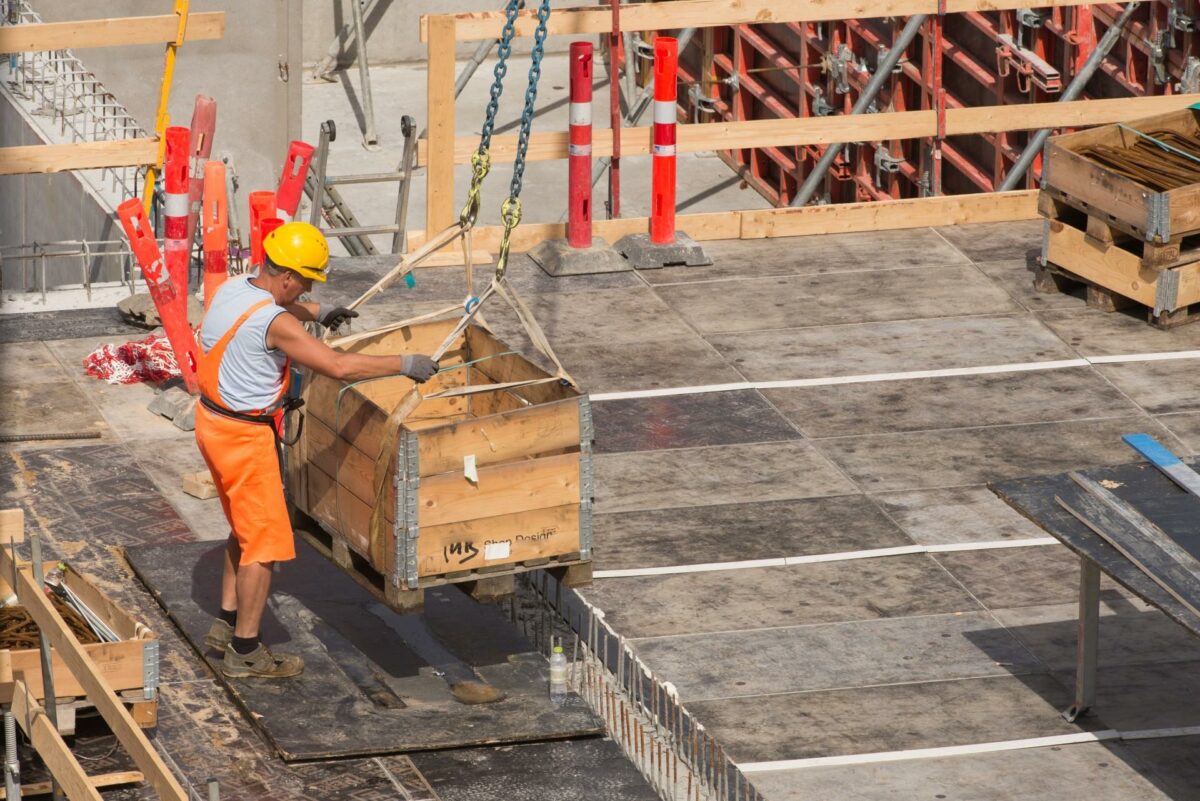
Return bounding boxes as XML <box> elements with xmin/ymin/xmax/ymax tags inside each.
<box><xmin>1037</xmin><ymin>107</ymin><xmax>1200</xmax><ymax>328</ymax></box>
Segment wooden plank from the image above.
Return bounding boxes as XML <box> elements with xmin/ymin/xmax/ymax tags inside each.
<box><xmin>0</xmin><ymin>641</ymin><xmax>147</xmax><ymax>702</ymax></box>
<box><xmin>306</xmin><ymin>414</ymin><xmax>392</xmax><ymax>512</ymax></box>
<box><xmin>416</xmin><ymin>504</ymin><xmax>581</xmax><ymax>576</ymax></box>
<box><xmin>418</xmin><ymin>452</ymin><xmax>579</xmax><ymax>528</ymax></box>
<box><xmin>742</xmin><ymin>190</ymin><xmax>1039</xmax><ymax>238</ymax></box>
<box><xmin>0</xmin><ymin>12</ymin><xmax>224</xmax><ymax>52</ymax></box>
<box><xmin>0</xmin><ymin>550</ymin><xmax>188</xmax><ymax>801</ymax></box>
<box><xmin>1045</xmin><ymin>218</ymin><xmax>1200</xmax><ymax>308</ymax></box>
<box><xmin>0</xmin><ymin>509</ymin><xmax>23</xmax><ymax>545</ymax></box>
<box><xmin>417</xmin><ymin>95</ymin><xmax>1200</xmax><ymax>167</ymax></box>
<box><xmin>1043</xmin><ymin>142</ymin><xmax>1154</xmax><ymax>236</ymax></box>
<box><xmin>425</xmin><ymin>15</ymin><xmax>457</xmax><ymax>239</ymax></box>
<box><xmin>415</xmin><ymin>398</ymin><xmax>580</xmax><ymax>476</ymax></box>
<box><xmin>465</xmin><ymin>328</ymin><xmax>580</xmax><ymax>405</ymax></box>
<box><xmin>423</xmin><ymin>0</ymin><xmax>1111</xmax><ymax>42</ymax></box>
<box><xmin>10</xmin><ymin>678</ymin><xmax>104</xmax><ymax>801</ymax></box>
<box><xmin>0</xmin><ymin>771</ymin><xmax>143</xmax><ymax>800</ymax></box>
<box><xmin>306</xmin><ymin>460</ymin><xmax>377</xmax><ymax>561</ymax></box>
<box><xmin>0</xmin><ymin>139</ymin><xmax>159</xmax><ymax>176</ymax></box>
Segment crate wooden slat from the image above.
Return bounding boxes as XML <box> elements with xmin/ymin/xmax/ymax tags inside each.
<box><xmin>287</xmin><ymin>319</ymin><xmax>593</xmax><ymax>611</ymax></box>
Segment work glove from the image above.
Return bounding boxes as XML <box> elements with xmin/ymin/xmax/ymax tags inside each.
<box><xmin>401</xmin><ymin>354</ymin><xmax>439</xmax><ymax>384</ymax></box>
<box><xmin>320</xmin><ymin>306</ymin><xmax>358</xmax><ymax>330</ymax></box>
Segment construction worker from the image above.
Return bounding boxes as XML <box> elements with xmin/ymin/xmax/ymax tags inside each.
<box><xmin>195</xmin><ymin>221</ymin><xmax>438</xmax><ymax>678</ymax></box>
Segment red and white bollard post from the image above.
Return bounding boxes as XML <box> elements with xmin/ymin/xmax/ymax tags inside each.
<box><xmin>528</xmin><ymin>41</ymin><xmax>629</xmax><ymax>276</ymax></box>
<box><xmin>567</xmin><ymin>42</ymin><xmax>594</xmax><ymax>250</ymax></box>
<box><xmin>248</xmin><ymin>190</ymin><xmax>276</xmax><ymax>269</ymax></box>
<box><xmin>650</xmin><ymin>37</ymin><xmax>677</xmax><ymax>245</ymax></box>
<box><xmin>117</xmin><ymin>199</ymin><xmax>200</xmax><ymax>393</ymax></box>
<box><xmin>163</xmin><ymin>126</ymin><xmax>192</xmax><ymax>324</ymax></box>
<box><xmin>202</xmin><ymin>160</ymin><xmax>229</xmax><ymax>311</ymax></box>
<box><xmin>276</xmin><ymin>141</ymin><xmax>315</xmax><ymax>221</ymax></box>
<box><xmin>185</xmin><ymin>95</ymin><xmax>217</xmax><ymax>255</ymax></box>
<box><xmin>614</xmin><ymin>35</ymin><xmax>711</xmax><ymax>269</ymax></box>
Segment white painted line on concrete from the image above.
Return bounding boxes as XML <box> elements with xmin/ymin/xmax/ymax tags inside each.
<box><xmin>593</xmin><ymin>538</ymin><xmax>1060</xmax><ymax>579</ymax></box>
<box><xmin>589</xmin><ymin>350</ymin><xmax>1200</xmax><ymax>402</ymax></box>
<box><xmin>737</xmin><ymin>724</ymin><xmax>1200</xmax><ymax>772</ymax></box>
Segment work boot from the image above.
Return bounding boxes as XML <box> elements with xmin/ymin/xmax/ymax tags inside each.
<box><xmin>203</xmin><ymin>619</ymin><xmax>234</xmax><ymax>654</ymax></box>
<box><xmin>222</xmin><ymin>643</ymin><xmax>304</xmax><ymax>679</ymax></box>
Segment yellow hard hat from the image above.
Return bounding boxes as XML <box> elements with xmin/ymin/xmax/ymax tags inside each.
<box><xmin>263</xmin><ymin>221</ymin><xmax>329</xmax><ymax>282</ymax></box>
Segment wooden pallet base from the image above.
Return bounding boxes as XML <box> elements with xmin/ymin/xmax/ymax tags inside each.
<box><xmin>1034</xmin><ymin>262</ymin><xmax>1197</xmax><ymax>328</ymax></box>
<box><xmin>294</xmin><ymin>509</ymin><xmax>591</xmax><ymax>614</ymax></box>
<box><xmin>1039</xmin><ymin>188</ymin><xmax>1198</xmax><ymax>270</ymax></box>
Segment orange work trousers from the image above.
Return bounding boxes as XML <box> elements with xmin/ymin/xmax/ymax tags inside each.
<box><xmin>194</xmin><ymin>401</ymin><xmax>296</xmax><ymax>565</ymax></box>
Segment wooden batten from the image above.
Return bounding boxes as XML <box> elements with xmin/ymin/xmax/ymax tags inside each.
<box><xmin>416</xmin><ymin>505</ymin><xmax>581</xmax><ymax>577</ymax></box>
<box><xmin>415</xmin><ymin>398</ymin><xmax>580</xmax><ymax>476</ymax></box>
<box><xmin>418</xmin><ymin>451</ymin><xmax>580</xmax><ymax>528</ymax></box>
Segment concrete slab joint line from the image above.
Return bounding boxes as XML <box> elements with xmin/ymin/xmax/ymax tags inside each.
<box><xmin>736</xmin><ymin>724</ymin><xmax>1200</xmax><ymax>772</ymax></box>
<box><xmin>588</xmin><ymin>350</ymin><xmax>1200</xmax><ymax>402</ymax></box>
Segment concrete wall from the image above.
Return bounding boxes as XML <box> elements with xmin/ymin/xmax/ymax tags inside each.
<box><xmin>21</xmin><ymin>0</ymin><xmax>302</xmax><ymax>215</ymax></box>
<box><xmin>302</xmin><ymin>0</ymin><xmax>578</xmax><ymax>66</ymax></box>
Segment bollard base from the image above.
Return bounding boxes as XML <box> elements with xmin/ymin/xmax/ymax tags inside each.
<box><xmin>614</xmin><ymin>232</ymin><xmax>712</xmax><ymax>270</ymax></box>
<box><xmin>529</xmin><ymin>237</ymin><xmax>632</xmax><ymax>277</ymax></box>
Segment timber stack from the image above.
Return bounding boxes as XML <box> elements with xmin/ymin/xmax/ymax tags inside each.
<box><xmin>1036</xmin><ymin>107</ymin><xmax>1200</xmax><ymax>328</ymax></box>
<box><xmin>286</xmin><ymin>319</ymin><xmax>594</xmax><ymax>612</ymax></box>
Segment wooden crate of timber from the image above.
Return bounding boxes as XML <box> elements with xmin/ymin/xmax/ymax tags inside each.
<box><xmin>0</xmin><ymin>561</ymin><xmax>159</xmax><ymax>728</ymax></box>
<box><xmin>286</xmin><ymin>319</ymin><xmax>593</xmax><ymax>611</ymax></box>
<box><xmin>1041</xmin><ymin>106</ymin><xmax>1200</xmax><ymax>248</ymax></box>
<box><xmin>1037</xmin><ymin>196</ymin><xmax>1200</xmax><ymax>327</ymax></box>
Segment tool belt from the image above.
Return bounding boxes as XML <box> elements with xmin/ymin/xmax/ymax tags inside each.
<box><xmin>200</xmin><ymin>395</ymin><xmax>305</xmax><ymax>446</ymax></box>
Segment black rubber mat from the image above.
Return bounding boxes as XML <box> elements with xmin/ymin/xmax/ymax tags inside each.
<box><xmin>125</xmin><ymin>539</ymin><xmax>602</xmax><ymax>761</ymax></box>
<box><xmin>0</xmin><ymin>307</ymin><xmax>140</xmax><ymax>344</ymax></box>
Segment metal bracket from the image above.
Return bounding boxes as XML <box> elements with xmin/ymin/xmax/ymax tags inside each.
<box><xmin>876</xmin><ymin>44</ymin><xmax>904</xmax><ymax>75</ymax></box>
<box><xmin>142</xmin><ymin>640</ymin><xmax>160</xmax><ymax>700</ymax></box>
<box><xmin>830</xmin><ymin>44</ymin><xmax>855</xmax><ymax>94</ymax></box>
<box><xmin>1155</xmin><ymin>268</ymin><xmax>1181</xmax><ymax>316</ymax></box>
<box><xmin>393</xmin><ymin>430</ymin><xmax>421</xmax><ymax>590</ymax></box>
<box><xmin>1148</xmin><ymin>193</ymin><xmax>1171</xmax><ymax>244</ymax></box>
<box><xmin>812</xmin><ymin>89</ymin><xmax>834</xmax><ymax>117</ymax></box>
<box><xmin>873</xmin><ymin>145</ymin><xmax>904</xmax><ymax>187</ymax></box>
<box><xmin>578</xmin><ymin>398</ymin><xmax>594</xmax><ymax>561</ymax></box>
<box><xmin>1150</xmin><ymin>31</ymin><xmax>1170</xmax><ymax>85</ymax></box>
<box><xmin>1177</xmin><ymin>56</ymin><xmax>1200</xmax><ymax>93</ymax></box>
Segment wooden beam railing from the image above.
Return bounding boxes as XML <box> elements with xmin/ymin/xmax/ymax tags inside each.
<box><xmin>416</xmin><ymin>0</ymin><xmax>1168</xmax><ymax>253</ymax></box>
<box><xmin>0</xmin><ymin>12</ymin><xmax>224</xmax><ymax>52</ymax></box>
<box><xmin>0</xmin><ymin>139</ymin><xmax>160</xmax><ymax>177</ymax></box>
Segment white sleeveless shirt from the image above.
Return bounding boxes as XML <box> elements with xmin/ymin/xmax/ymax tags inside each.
<box><xmin>199</xmin><ymin>275</ymin><xmax>289</xmax><ymax>412</ymax></box>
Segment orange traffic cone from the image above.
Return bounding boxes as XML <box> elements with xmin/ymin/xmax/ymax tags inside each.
<box><xmin>202</xmin><ymin>160</ymin><xmax>229</xmax><ymax>311</ymax></box>
<box><xmin>248</xmin><ymin>190</ymin><xmax>276</xmax><ymax>269</ymax></box>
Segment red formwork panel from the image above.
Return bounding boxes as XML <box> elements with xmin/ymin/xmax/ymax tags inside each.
<box><xmin>669</xmin><ymin>1</ymin><xmax>1200</xmax><ymax>206</ymax></box>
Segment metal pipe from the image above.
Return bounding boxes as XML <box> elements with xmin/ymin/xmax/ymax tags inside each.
<box><xmin>456</xmin><ymin>38</ymin><xmax>499</xmax><ymax>98</ymax></box>
<box><xmin>999</xmin><ymin>2</ymin><xmax>1140</xmax><ymax>191</ymax></box>
<box><xmin>393</xmin><ymin>115</ymin><xmax>418</xmax><ymax>254</ymax></box>
<box><xmin>350</xmin><ymin>0</ymin><xmax>379</xmax><ymax>148</ymax></box>
<box><xmin>311</xmin><ymin>0</ymin><xmax>381</xmax><ymax>82</ymax></box>
<box><xmin>790</xmin><ymin>13</ymin><xmax>928</xmax><ymax>207</ymax></box>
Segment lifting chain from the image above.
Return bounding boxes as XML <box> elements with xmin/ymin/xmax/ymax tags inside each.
<box><xmin>458</xmin><ymin>0</ymin><xmax>552</xmax><ymax>281</ymax></box>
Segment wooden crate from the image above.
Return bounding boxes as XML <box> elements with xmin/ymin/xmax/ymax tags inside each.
<box><xmin>1037</xmin><ymin>210</ymin><xmax>1200</xmax><ymax>327</ymax></box>
<box><xmin>286</xmin><ymin>319</ymin><xmax>593</xmax><ymax>611</ymax></box>
<box><xmin>0</xmin><ymin>561</ymin><xmax>159</xmax><ymax>727</ymax></box>
<box><xmin>1042</xmin><ymin>106</ymin><xmax>1200</xmax><ymax>246</ymax></box>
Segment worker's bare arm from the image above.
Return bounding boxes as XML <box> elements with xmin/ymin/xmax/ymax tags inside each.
<box><xmin>266</xmin><ymin>312</ymin><xmax>400</xmax><ymax>381</ymax></box>
<box><xmin>284</xmin><ymin>301</ymin><xmax>320</xmax><ymax>322</ymax></box>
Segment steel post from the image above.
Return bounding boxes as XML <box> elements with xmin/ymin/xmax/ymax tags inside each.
<box><xmin>393</xmin><ymin>116</ymin><xmax>418</xmax><ymax>255</ymax></box>
<box><xmin>1065</xmin><ymin>555</ymin><xmax>1101</xmax><ymax>722</ymax></box>
<box><xmin>350</xmin><ymin>0</ymin><xmax>379</xmax><ymax>148</ymax></box>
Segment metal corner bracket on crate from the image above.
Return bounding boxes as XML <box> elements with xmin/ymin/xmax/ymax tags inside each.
<box><xmin>1148</xmin><ymin>193</ymin><xmax>1171</xmax><ymax>244</ymax></box>
<box><xmin>578</xmin><ymin>396</ymin><xmax>594</xmax><ymax>561</ymax></box>
<box><xmin>394</xmin><ymin>428</ymin><xmax>422</xmax><ymax>590</ymax></box>
<box><xmin>142</xmin><ymin>638</ymin><xmax>160</xmax><ymax>701</ymax></box>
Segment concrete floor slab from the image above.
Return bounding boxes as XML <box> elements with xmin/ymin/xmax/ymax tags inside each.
<box><xmin>592</xmin><ymin>390</ymin><xmax>800</xmax><ymax>454</ymax></box>
<box><xmin>1096</xmin><ymin>362</ymin><xmax>1200</xmax><ymax>415</ymax></box>
<box><xmin>631</xmin><ymin>612</ymin><xmax>1043</xmax><ymax>701</ymax></box>
<box><xmin>747</xmin><ymin>741</ymin><xmax>1174</xmax><ymax>801</ymax></box>
<box><xmin>763</xmin><ymin>368</ymin><xmax>1136</xmax><ymax>437</ymax></box>
<box><xmin>814</xmin><ymin>415</ymin><xmax>1164</xmax><ymax>492</ymax></box>
<box><xmin>1038</xmin><ymin>308</ymin><xmax>1200</xmax><ymax>356</ymax></box>
<box><xmin>934</xmin><ymin>220</ymin><xmax>1044</xmax><ymax>262</ymax></box>
<box><xmin>582</xmin><ymin>556</ymin><xmax>979</xmax><ymax>637</ymax></box>
<box><xmin>0</xmin><ymin>341</ymin><xmax>67</xmax><ymax>385</ymax></box>
<box><xmin>410</xmin><ymin>738</ymin><xmax>660</xmax><ymax>801</ymax></box>
<box><xmin>654</xmin><ymin>264</ymin><xmax>1021</xmax><ymax>334</ymax></box>
<box><xmin>593</xmin><ymin>441</ymin><xmax>856</xmax><ymax>513</ymax></box>
<box><xmin>1055</xmin><ymin>661</ymin><xmax>1200</xmax><ymax>732</ymax></box>
<box><xmin>0</xmin><ymin>379</ymin><xmax>106</xmax><ymax>440</ymax></box>
<box><xmin>932</xmin><ymin>544</ymin><xmax>1130</xmax><ymax>610</ymax></box>
<box><xmin>706</xmin><ymin>313</ymin><xmax>1075</xmax><ymax>382</ymax></box>
<box><xmin>1155</xmin><ymin>413</ymin><xmax>1200</xmax><ymax>454</ymax></box>
<box><xmin>1119</xmin><ymin>734</ymin><xmax>1200</xmax><ymax>800</ymax></box>
<box><xmin>991</xmin><ymin>600</ymin><xmax>1200</xmax><ymax>672</ymax></box>
<box><xmin>128</xmin><ymin>435</ymin><xmax>229</xmax><ymax>541</ymax></box>
<box><xmin>637</xmin><ymin>229</ymin><xmax>970</xmax><ymax>286</ymax></box>
<box><xmin>972</xmin><ymin>258</ymin><xmax>1087</xmax><ymax>312</ymax></box>
<box><xmin>551</xmin><ymin>336</ymin><xmax>742</xmax><ymax>394</ymax></box>
<box><xmin>871</xmin><ymin>486</ymin><xmax>1051</xmax><ymax>545</ymax></box>
<box><xmin>593</xmin><ymin>495</ymin><xmax>912</xmax><ymax>570</ymax></box>
<box><xmin>691</xmin><ymin>673</ymin><xmax>1079</xmax><ymax>762</ymax></box>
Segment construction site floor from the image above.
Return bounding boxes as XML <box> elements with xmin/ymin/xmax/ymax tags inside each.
<box><xmin>5</xmin><ymin>219</ymin><xmax>1200</xmax><ymax>799</ymax></box>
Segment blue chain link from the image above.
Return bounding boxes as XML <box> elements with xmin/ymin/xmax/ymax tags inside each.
<box><xmin>478</xmin><ymin>0</ymin><xmax>522</xmax><ymax>153</ymax></box>
<box><xmin>509</xmin><ymin>0</ymin><xmax>552</xmax><ymax>201</ymax></box>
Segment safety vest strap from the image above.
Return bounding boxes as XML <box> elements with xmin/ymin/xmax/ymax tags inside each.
<box><xmin>198</xmin><ymin>297</ymin><xmax>292</xmax><ymax>415</ymax></box>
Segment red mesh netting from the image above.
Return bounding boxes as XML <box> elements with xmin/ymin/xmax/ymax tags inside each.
<box><xmin>83</xmin><ymin>333</ymin><xmax>181</xmax><ymax>385</ymax></box>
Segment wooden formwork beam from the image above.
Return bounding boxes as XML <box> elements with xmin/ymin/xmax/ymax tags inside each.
<box><xmin>0</xmin><ymin>12</ymin><xmax>224</xmax><ymax>52</ymax></box>
<box><xmin>422</xmin><ymin>0</ymin><xmax>1113</xmax><ymax>42</ymax></box>
<box><xmin>0</xmin><ymin>139</ymin><xmax>159</xmax><ymax>177</ymax></box>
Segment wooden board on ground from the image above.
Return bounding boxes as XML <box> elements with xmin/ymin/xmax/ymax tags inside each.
<box><xmin>288</xmin><ymin>319</ymin><xmax>593</xmax><ymax>610</ymax></box>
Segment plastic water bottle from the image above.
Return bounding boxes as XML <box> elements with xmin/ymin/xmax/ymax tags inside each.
<box><xmin>549</xmin><ymin>645</ymin><xmax>568</xmax><ymax>705</ymax></box>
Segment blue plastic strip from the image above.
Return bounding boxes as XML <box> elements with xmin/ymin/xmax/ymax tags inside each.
<box><xmin>1123</xmin><ymin>433</ymin><xmax>1183</xmax><ymax>468</ymax></box>
<box><xmin>1117</xmin><ymin>124</ymin><xmax>1200</xmax><ymax>168</ymax></box>
<box><xmin>404</xmin><ymin>274</ymin><xmax>416</xmax><ymax>289</ymax></box>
